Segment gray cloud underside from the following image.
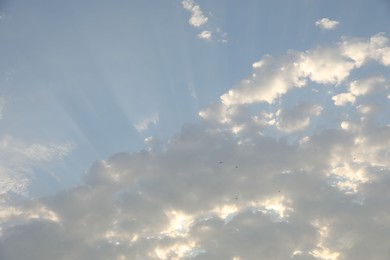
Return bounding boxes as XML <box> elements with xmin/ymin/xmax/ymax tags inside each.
<box><xmin>1</xmin><ymin>34</ymin><xmax>390</xmax><ymax>260</ymax></box>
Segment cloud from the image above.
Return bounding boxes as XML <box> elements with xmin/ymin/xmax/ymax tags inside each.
<box><xmin>340</xmin><ymin>33</ymin><xmax>390</xmax><ymax>67</ymax></box>
<box><xmin>1</xmin><ymin>34</ymin><xmax>390</xmax><ymax>259</ymax></box>
<box><xmin>315</xmin><ymin>18</ymin><xmax>339</xmax><ymax>30</ymax></box>
<box><xmin>181</xmin><ymin>0</ymin><xmax>227</xmax><ymax>43</ymax></box>
<box><xmin>299</xmin><ymin>46</ymin><xmax>355</xmax><ymax>85</ymax></box>
<box><xmin>0</xmin><ymin>97</ymin><xmax>5</xmax><ymax>120</ymax></box>
<box><xmin>201</xmin><ymin>34</ymin><xmax>390</xmax><ymax>128</ymax></box>
<box><xmin>332</xmin><ymin>93</ymin><xmax>356</xmax><ymax>106</ymax></box>
<box><xmin>197</xmin><ymin>30</ymin><xmax>212</xmax><ymax>40</ymax></box>
<box><xmin>0</xmin><ymin>136</ymin><xmax>76</xmax><ymax>196</ymax></box>
<box><xmin>182</xmin><ymin>0</ymin><xmax>208</xmax><ymax>27</ymax></box>
<box><xmin>349</xmin><ymin>76</ymin><xmax>387</xmax><ymax>96</ymax></box>
<box><xmin>219</xmin><ymin>54</ymin><xmax>305</xmax><ymax>107</ymax></box>
<box><xmin>134</xmin><ymin>113</ymin><xmax>159</xmax><ymax>133</ymax></box>
<box><xmin>275</xmin><ymin>103</ymin><xmax>323</xmax><ymax>132</ymax></box>
<box><xmin>0</xmin><ymin>100</ymin><xmax>74</xmax><ymax>195</ymax></box>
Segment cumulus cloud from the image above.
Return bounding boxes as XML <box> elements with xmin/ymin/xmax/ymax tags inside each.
<box><xmin>349</xmin><ymin>76</ymin><xmax>387</xmax><ymax>96</ymax></box>
<box><xmin>181</xmin><ymin>0</ymin><xmax>227</xmax><ymax>43</ymax></box>
<box><xmin>201</xmin><ymin>34</ymin><xmax>390</xmax><ymax>128</ymax></box>
<box><xmin>332</xmin><ymin>93</ymin><xmax>356</xmax><ymax>106</ymax></box>
<box><xmin>1</xmin><ymin>33</ymin><xmax>390</xmax><ymax>259</ymax></box>
<box><xmin>340</xmin><ymin>33</ymin><xmax>390</xmax><ymax>67</ymax></box>
<box><xmin>299</xmin><ymin>46</ymin><xmax>355</xmax><ymax>85</ymax></box>
<box><xmin>275</xmin><ymin>103</ymin><xmax>323</xmax><ymax>132</ymax></box>
<box><xmin>197</xmin><ymin>30</ymin><xmax>212</xmax><ymax>40</ymax></box>
<box><xmin>182</xmin><ymin>0</ymin><xmax>208</xmax><ymax>27</ymax></box>
<box><xmin>219</xmin><ymin>54</ymin><xmax>306</xmax><ymax>107</ymax></box>
<box><xmin>315</xmin><ymin>18</ymin><xmax>339</xmax><ymax>30</ymax></box>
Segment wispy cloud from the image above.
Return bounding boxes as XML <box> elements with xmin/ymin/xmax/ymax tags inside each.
<box><xmin>0</xmin><ymin>98</ymin><xmax>76</xmax><ymax>196</ymax></box>
<box><xmin>1</xmin><ymin>33</ymin><xmax>390</xmax><ymax>259</ymax></box>
<box><xmin>0</xmin><ymin>136</ymin><xmax>76</xmax><ymax>196</ymax></box>
<box><xmin>315</xmin><ymin>18</ymin><xmax>339</xmax><ymax>30</ymax></box>
<box><xmin>0</xmin><ymin>97</ymin><xmax>5</xmax><ymax>120</ymax></box>
<box><xmin>134</xmin><ymin>113</ymin><xmax>159</xmax><ymax>132</ymax></box>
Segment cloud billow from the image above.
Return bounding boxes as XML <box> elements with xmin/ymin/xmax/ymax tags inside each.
<box><xmin>1</xmin><ymin>33</ymin><xmax>390</xmax><ymax>259</ymax></box>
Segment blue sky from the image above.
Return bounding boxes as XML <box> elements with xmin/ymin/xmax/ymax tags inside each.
<box><xmin>1</xmin><ymin>0</ymin><xmax>390</xmax><ymax>259</ymax></box>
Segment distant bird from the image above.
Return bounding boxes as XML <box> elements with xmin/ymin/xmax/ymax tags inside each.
<box><xmin>219</xmin><ymin>161</ymin><xmax>223</xmax><ymax>164</ymax></box>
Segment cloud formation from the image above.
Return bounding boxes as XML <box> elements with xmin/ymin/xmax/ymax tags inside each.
<box><xmin>315</xmin><ymin>18</ymin><xmax>339</xmax><ymax>30</ymax></box>
<box><xmin>275</xmin><ymin>103</ymin><xmax>323</xmax><ymax>132</ymax></box>
<box><xmin>181</xmin><ymin>0</ymin><xmax>227</xmax><ymax>43</ymax></box>
<box><xmin>201</xmin><ymin>33</ymin><xmax>390</xmax><ymax>127</ymax></box>
<box><xmin>182</xmin><ymin>0</ymin><xmax>208</xmax><ymax>27</ymax></box>
<box><xmin>1</xmin><ymin>33</ymin><xmax>390</xmax><ymax>259</ymax></box>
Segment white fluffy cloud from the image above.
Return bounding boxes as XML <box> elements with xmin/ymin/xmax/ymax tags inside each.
<box><xmin>299</xmin><ymin>46</ymin><xmax>355</xmax><ymax>85</ymax></box>
<box><xmin>340</xmin><ymin>33</ymin><xmax>390</xmax><ymax>67</ymax></box>
<box><xmin>182</xmin><ymin>0</ymin><xmax>208</xmax><ymax>27</ymax></box>
<box><xmin>315</xmin><ymin>18</ymin><xmax>339</xmax><ymax>30</ymax></box>
<box><xmin>332</xmin><ymin>93</ymin><xmax>356</xmax><ymax>106</ymax></box>
<box><xmin>200</xmin><ymin>34</ymin><xmax>390</xmax><ymax>128</ymax></box>
<box><xmin>1</xmin><ymin>33</ymin><xmax>390</xmax><ymax>259</ymax></box>
<box><xmin>197</xmin><ymin>30</ymin><xmax>212</xmax><ymax>40</ymax></box>
<box><xmin>219</xmin><ymin>55</ymin><xmax>306</xmax><ymax>107</ymax></box>
<box><xmin>349</xmin><ymin>76</ymin><xmax>387</xmax><ymax>96</ymax></box>
<box><xmin>181</xmin><ymin>0</ymin><xmax>227</xmax><ymax>43</ymax></box>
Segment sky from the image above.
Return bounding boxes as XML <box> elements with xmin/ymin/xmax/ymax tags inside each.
<box><xmin>1</xmin><ymin>0</ymin><xmax>390</xmax><ymax>259</ymax></box>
